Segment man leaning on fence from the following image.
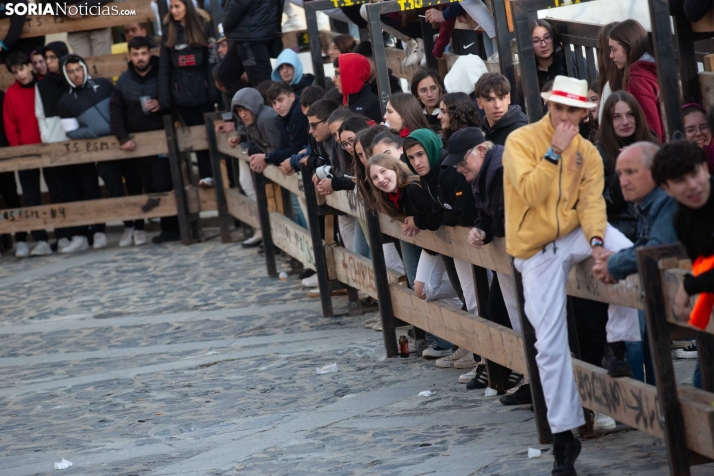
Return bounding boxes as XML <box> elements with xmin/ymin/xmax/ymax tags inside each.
<box><xmin>110</xmin><ymin>35</ymin><xmax>181</xmax><ymax>245</ymax></box>
<box><xmin>503</xmin><ymin>76</ymin><xmax>640</xmax><ymax>476</ymax></box>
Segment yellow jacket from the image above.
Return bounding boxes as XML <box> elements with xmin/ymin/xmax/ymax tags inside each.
<box><xmin>503</xmin><ymin>114</ymin><xmax>606</xmax><ymax>259</ymax></box>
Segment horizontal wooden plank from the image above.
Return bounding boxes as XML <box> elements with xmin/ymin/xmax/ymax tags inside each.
<box><xmin>323</xmin><ymin>190</ymin><xmax>366</xmax><ymax>221</ymax></box>
<box><xmin>0</xmin><ymin>126</ymin><xmax>207</xmax><ymax>172</ymax></box>
<box><xmin>332</xmin><ymin>245</ymin><xmax>403</xmax><ymax>300</ymax></box>
<box><xmin>186</xmin><ymin>186</ymin><xmax>217</xmax><ymax>214</ymax></box>
<box><xmin>0</xmin><ymin>0</ymin><xmax>154</xmax><ymax>39</ymax></box>
<box><xmin>661</xmin><ymin>268</ymin><xmax>714</xmax><ymax>335</ymax></box>
<box><xmin>574</xmin><ymin>360</ymin><xmax>714</xmax><ymax>459</ymax></box>
<box><xmin>269</xmin><ymin>211</ymin><xmax>315</xmax><ymax>270</ymax></box>
<box><xmin>177</xmin><ymin>124</ymin><xmax>209</xmax><ymax>154</ymax></box>
<box><xmin>385</xmin><ymin>47</ymin><xmax>423</xmax><ymax>82</ymax></box>
<box><xmin>225</xmin><ymin>188</ymin><xmax>260</xmax><ymax>229</ymax></box>
<box><xmin>390</xmin><ymin>283</ymin><xmax>528</xmax><ymax>375</ymax></box>
<box><xmin>0</xmin><ymin>193</ymin><xmax>177</xmax><ymax>233</ymax></box>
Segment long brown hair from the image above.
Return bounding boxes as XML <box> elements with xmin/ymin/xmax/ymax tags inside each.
<box><xmin>389</xmin><ymin>93</ymin><xmax>430</xmax><ymax>132</ymax></box>
<box><xmin>597</xmin><ymin>90</ymin><xmax>657</xmax><ymax>173</ymax></box>
<box><xmin>441</xmin><ymin>92</ymin><xmax>481</xmax><ymax>141</ymax></box>
<box><xmin>598</xmin><ymin>22</ymin><xmax>620</xmax><ymax>97</ymax></box>
<box><xmin>366</xmin><ymin>153</ymin><xmax>420</xmax><ymax>219</ymax></box>
<box><xmin>163</xmin><ymin>0</ymin><xmax>209</xmax><ymax>48</ymax></box>
<box><xmin>608</xmin><ymin>19</ymin><xmax>651</xmax><ymax>91</ymax></box>
<box><xmin>353</xmin><ymin>125</ymin><xmax>389</xmax><ymax>210</ymax></box>
<box><xmin>333</xmin><ymin>34</ymin><xmax>356</xmax><ymax>54</ymax></box>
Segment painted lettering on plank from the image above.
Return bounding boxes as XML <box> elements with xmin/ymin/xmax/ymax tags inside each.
<box><xmin>63</xmin><ymin>140</ymin><xmax>113</xmax><ymax>154</ymax></box>
<box><xmin>1</xmin><ymin>207</ymin><xmax>65</xmax><ymax>222</ymax></box>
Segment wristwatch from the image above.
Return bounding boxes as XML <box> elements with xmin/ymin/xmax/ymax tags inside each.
<box><xmin>590</xmin><ymin>236</ymin><xmax>604</xmax><ymax>248</ymax></box>
<box><xmin>544</xmin><ymin>147</ymin><xmax>561</xmax><ymax>164</ymax></box>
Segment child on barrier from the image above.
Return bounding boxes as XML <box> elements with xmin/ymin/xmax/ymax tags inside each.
<box><xmin>4</xmin><ymin>52</ymin><xmax>54</xmax><ymax>258</ymax></box>
<box><xmin>503</xmin><ymin>76</ymin><xmax>639</xmax><ymax>475</ymax></box>
<box><xmin>333</xmin><ymin>53</ymin><xmax>382</xmax><ymax>123</ymax></box>
<box><xmin>652</xmin><ymin>140</ymin><xmax>714</xmax><ymax>389</ymax></box>
<box><xmin>475</xmin><ymin>73</ymin><xmax>528</xmax><ymax>146</ymax></box>
<box><xmin>608</xmin><ymin>19</ymin><xmax>664</xmax><ymax>141</ymax></box>
<box><xmin>403</xmin><ymin>129</ymin><xmax>481</xmax><ymax>371</ymax></box>
<box><xmin>443</xmin><ymin>127</ymin><xmax>530</xmax><ymax>397</ymax></box>
<box><xmin>270</xmin><ymin>49</ymin><xmax>315</xmax><ymax>99</ymax></box>
<box><xmin>382</xmin><ymin>93</ymin><xmax>431</xmax><ymax>139</ymax></box>
<box><xmin>410</xmin><ymin>70</ymin><xmax>445</xmax><ymax>133</ymax></box>
<box><xmin>222</xmin><ymin>87</ymin><xmax>287</xmax><ymax>248</ymax></box>
<box><xmin>438</xmin><ymin>92</ymin><xmax>482</xmax><ymax>142</ymax></box>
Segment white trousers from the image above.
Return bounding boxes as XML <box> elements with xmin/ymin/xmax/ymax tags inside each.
<box><xmin>415</xmin><ymin>251</ymin><xmax>463</xmax><ymax>309</ymax></box>
<box><xmin>239</xmin><ymin>160</ymin><xmax>259</xmax><ymax>230</ymax></box>
<box><xmin>514</xmin><ymin>224</ymin><xmax>639</xmax><ymax>433</ymax></box>
<box><xmin>338</xmin><ymin>215</ymin><xmax>357</xmax><ymax>252</ymax></box>
<box><xmin>383</xmin><ymin>243</ymin><xmax>405</xmax><ymax>275</ymax></box>
<box><xmin>453</xmin><ymin>258</ymin><xmax>479</xmax><ymax>315</ymax></box>
<box><xmin>496</xmin><ymin>272</ymin><xmax>521</xmax><ymax>333</ymax></box>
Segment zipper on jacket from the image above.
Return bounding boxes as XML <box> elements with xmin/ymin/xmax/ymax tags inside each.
<box><xmin>555</xmin><ymin>158</ymin><xmax>562</xmax><ymax>240</ymax></box>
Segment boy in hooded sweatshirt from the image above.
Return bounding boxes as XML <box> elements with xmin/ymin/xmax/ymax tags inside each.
<box><xmin>271</xmin><ymin>49</ymin><xmax>315</xmax><ymax>99</ymax></box>
<box><xmin>474</xmin><ymin>73</ymin><xmax>529</xmax><ymax>147</ymax></box>
<box><xmin>3</xmin><ymin>52</ymin><xmax>53</xmax><ymax>258</ymax></box>
<box><xmin>333</xmin><ymin>53</ymin><xmax>382</xmax><ymax>123</ymax></box>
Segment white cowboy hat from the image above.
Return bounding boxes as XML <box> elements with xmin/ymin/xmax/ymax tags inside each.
<box><xmin>541</xmin><ymin>75</ymin><xmax>597</xmax><ymax>109</ymax></box>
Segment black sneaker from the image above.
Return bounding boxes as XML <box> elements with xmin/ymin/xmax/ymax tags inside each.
<box><xmin>552</xmin><ymin>437</ymin><xmax>581</xmax><ymax>476</ymax></box>
<box><xmin>299</xmin><ymin>269</ymin><xmax>316</xmax><ymax>280</ymax></box>
<box><xmin>151</xmin><ymin>230</ymin><xmax>181</xmax><ymax>244</ymax></box>
<box><xmin>500</xmin><ymin>383</ymin><xmax>532</xmax><ymax>406</ymax></box>
<box><xmin>674</xmin><ymin>342</ymin><xmax>698</xmax><ymax>359</ymax></box>
<box><xmin>466</xmin><ymin>364</ymin><xmax>489</xmax><ymax>390</ymax></box>
<box><xmin>601</xmin><ymin>341</ymin><xmax>632</xmax><ymax>378</ymax></box>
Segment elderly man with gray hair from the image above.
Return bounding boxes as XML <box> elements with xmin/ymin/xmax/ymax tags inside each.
<box><xmin>593</xmin><ymin>141</ymin><xmax>679</xmax><ymax>384</ymax></box>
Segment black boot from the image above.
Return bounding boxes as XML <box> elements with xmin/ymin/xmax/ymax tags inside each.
<box><xmin>552</xmin><ymin>432</ymin><xmax>581</xmax><ymax>476</ymax></box>
<box><xmin>499</xmin><ymin>383</ymin><xmax>532</xmax><ymax>405</ymax></box>
<box><xmin>601</xmin><ymin>341</ymin><xmax>633</xmax><ymax>378</ymax></box>
<box><xmin>151</xmin><ymin>229</ymin><xmax>181</xmax><ymax>244</ymax></box>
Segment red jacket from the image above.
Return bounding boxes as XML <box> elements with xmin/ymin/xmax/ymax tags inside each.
<box><xmin>627</xmin><ymin>60</ymin><xmax>665</xmax><ymax>141</ymax></box>
<box><xmin>3</xmin><ymin>79</ymin><xmax>41</xmax><ymax>146</ymax></box>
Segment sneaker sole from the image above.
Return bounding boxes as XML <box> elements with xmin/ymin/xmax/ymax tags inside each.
<box><xmin>454</xmin><ymin>361</ymin><xmax>479</xmax><ymax>369</ymax></box>
<box><xmin>435</xmin><ymin>361</ymin><xmax>456</xmax><ymax>368</ymax></box>
<box><xmin>674</xmin><ymin>352</ymin><xmax>698</xmax><ymax>359</ymax></box>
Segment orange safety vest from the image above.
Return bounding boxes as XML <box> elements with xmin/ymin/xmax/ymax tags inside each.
<box><xmin>689</xmin><ymin>255</ymin><xmax>714</xmax><ymax>330</ymax></box>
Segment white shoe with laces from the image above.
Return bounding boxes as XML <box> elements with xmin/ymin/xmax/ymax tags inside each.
<box><xmin>422</xmin><ymin>345</ymin><xmax>453</xmax><ymax>359</ymax></box>
<box><xmin>62</xmin><ymin>236</ymin><xmax>88</xmax><ymax>253</ymax></box>
<box><xmin>93</xmin><ymin>232</ymin><xmax>107</xmax><ymax>249</ymax></box>
<box><xmin>30</xmin><ymin>240</ymin><xmax>52</xmax><ymax>256</ymax></box>
<box><xmin>402</xmin><ymin>38</ymin><xmax>424</xmax><ymax>68</ymax></box>
<box><xmin>436</xmin><ymin>347</ymin><xmax>470</xmax><ymax>368</ymax></box>
<box><xmin>302</xmin><ymin>274</ymin><xmax>319</xmax><ymax>288</ymax></box>
<box><xmin>15</xmin><ymin>241</ymin><xmax>29</xmax><ymax>258</ymax></box>
<box><xmin>119</xmin><ymin>227</ymin><xmax>134</xmax><ymax>247</ymax></box>
<box><xmin>459</xmin><ymin>367</ymin><xmax>479</xmax><ymax>384</ymax></box>
<box><xmin>593</xmin><ymin>412</ymin><xmax>616</xmax><ymax>431</ymax></box>
<box><xmin>57</xmin><ymin>237</ymin><xmax>71</xmax><ymax>251</ymax></box>
<box><xmin>133</xmin><ymin>229</ymin><xmax>147</xmax><ymax>246</ymax></box>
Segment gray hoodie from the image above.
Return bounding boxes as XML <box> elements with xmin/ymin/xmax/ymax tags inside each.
<box><xmin>231</xmin><ymin>88</ymin><xmax>286</xmax><ymax>154</ymax></box>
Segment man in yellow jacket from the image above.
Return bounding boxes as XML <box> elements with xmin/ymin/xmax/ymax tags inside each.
<box><xmin>503</xmin><ymin>76</ymin><xmax>640</xmax><ymax>475</ymax></box>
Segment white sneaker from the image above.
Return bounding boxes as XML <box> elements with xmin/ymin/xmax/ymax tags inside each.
<box><xmin>362</xmin><ymin>316</ymin><xmax>378</xmax><ymax>328</ymax></box>
<box><xmin>674</xmin><ymin>343</ymin><xmax>698</xmax><ymax>359</ymax></box>
<box><xmin>242</xmin><ymin>230</ymin><xmax>263</xmax><ymax>248</ymax></box>
<box><xmin>282</xmin><ymin>13</ymin><xmax>305</xmax><ymax>31</ymax></box>
<box><xmin>422</xmin><ymin>345</ymin><xmax>453</xmax><ymax>359</ymax></box>
<box><xmin>30</xmin><ymin>240</ymin><xmax>52</xmax><ymax>256</ymax></box>
<box><xmin>459</xmin><ymin>367</ymin><xmax>478</xmax><ymax>384</ymax></box>
<box><xmin>93</xmin><ymin>232</ymin><xmax>107</xmax><ymax>249</ymax></box>
<box><xmin>454</xmin><ymin>351</ymin><xmax>479</xmax><ymax>369</ymax></box>
<box><xmin>372</xmin><ymin>321</ymin><xmax>383</xmax><ymax>332</ymax></box>
<box><xmin>420</xmin><ymin>54</ymin><xmax>427</xmax><ymax>67</ymax></box>
<box><xmin>435</xmin><ymin>347</ymin><xmax>470</xmax><ymax>368</ymax></box>
<box><xmin>15</xmin><ymin>241</ymin><xmax>29</xmax><ymax>258</ymax></box>
<box><xmin>198</xmin><ymin>177</ymin><xmax>214</xmax><ymax>188</ymax></box>
<box><xmin>302</xmin><ymin>274</ymin><xmax>319</xmax><ymax>287</ymax></box>
<box><xmin>133</xmin><ymin>230</ymin><xmax>147</xmax><ymax>246</ymax></box>
<box><xmin>402</xmin><ymin>38</ymin><xmax>424</xmax><ymax>68</ymax></box>
<box><xmin>62</xmin><ymin>235</ymin><xmax>89</xmax><ymax>253</ymax></box>
<box><xmin>593</xmin><ymin>412</ymin><xmax>616</xmax><ymax>431</ymax></box>
<box><xmin>57</xmin><ymin>237</ymin><xmax>71</xmax><ymax>251</ymax></box>
<box><xmin>119</xmin><ymin>227</ymin><xmax>134</xmax><ymax>247</ymax></box>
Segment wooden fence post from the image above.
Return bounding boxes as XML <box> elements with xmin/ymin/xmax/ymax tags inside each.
<box><xmin>253</xmin><ymin>171</ymin><xmax>278</xmax><ymax>277</ymax></box>
<box><xmin>163</xmin><ymin>115</ymin><xmax>197</xmax><ymax>245</ymax></box>
<box><xmin>205</xmin><ymin>112</ymin><xmax>232</xmax><ymax>243</ymax></box>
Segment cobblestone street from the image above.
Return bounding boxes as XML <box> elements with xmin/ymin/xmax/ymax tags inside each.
<box><xmin>0</xmin><ymin>232</ymin><xmax>708</xmax><ymax>476</ymax></box>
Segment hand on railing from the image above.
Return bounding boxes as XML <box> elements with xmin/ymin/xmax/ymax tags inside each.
<box><xmin>402</xmin><ymin>216</ymin><xmax>420</xmax><ymax>237</ymax></box>
<box><xmin>216</xmin><ymin>122</ymin><xmax>235</xmax><ymax>134</ymax></box>
<box><xmin>249</xmin><ymin>153</ymin><xmax>267</xmax><ymax>173</ymax></box>
<box><xmin>467</xmin><ymin>227</ymin><xmax>487</xmax><ymax>249</ymax></box>
<box><xmin>279</xmin><ymin>159</ymin><xmax>296</xmax><ymax>176</ymax></box>
<box><xmin>316</xmin><ymin>178</ymin><xmax>334</xmax><ymax>196</ymax></box>
<box><xmin>227</xmin><ymin>136</ymin><xmax>240</xmax><ymax>148</ymax></box>
<box><xmin>593</xmin><ymin>249</ymin><xmax>618</xmax><ymax>284</ymax></box>
<box><xmin>120</xmin><ymin>140</ymin><xmax>136</xmax><ymax>152</ymax></box>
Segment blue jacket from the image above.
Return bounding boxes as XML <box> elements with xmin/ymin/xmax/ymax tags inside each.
<box><xmin>270</xmin><ymin>49</ymin><xmax>314</xmax><ymax>98</ymax></box>
<box><xmin>607</xmin><ymin>186</ymin><xmax>678</xmax><ymax>280</ymax></box>
<box><xmin>265</xmin><ymin>99</ymin><xmax>309</xmax><ymax>165</ymax></box>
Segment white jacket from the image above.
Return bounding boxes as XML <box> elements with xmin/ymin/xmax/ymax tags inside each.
<box><xmin>35</xmin><ymin>86</ymin><xmax>69</xmax><ymax>144</ymax></box>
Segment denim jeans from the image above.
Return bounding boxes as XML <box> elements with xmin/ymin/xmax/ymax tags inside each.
<box><xmin>353</xmin><ymin>220</ymin><xmax>371</xmax><ymax>259</ymax></box>
<box><xmin>625</xmin><ymin>311</ymin><xmax>655</xmax><ymax>385</ymax></box>
<box><xmin>291</xmin><ymin>193</ymin><xmax>307</xmax><ymax>229</ymax></box>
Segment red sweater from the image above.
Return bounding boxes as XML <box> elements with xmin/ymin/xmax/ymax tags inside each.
<box><xmin>627</xmin><ymin>60</ymin><xmax>665</xmax><ymax>141</ymax></box>
<box><xmin>3</xmin><ymin>79</ymin><xmax>41</xmax><ymax>146</ymax></box>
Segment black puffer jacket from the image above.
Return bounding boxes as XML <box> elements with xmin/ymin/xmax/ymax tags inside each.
<box><xmin>223</xmin><ymin>0</ymin><xmax>281</xmax><ymax>43</ymax></box>
<box><xmin>482</xmin><ymin>105</ymin><xmax>528</xmax><ymax>146</ymax></box>
<box><xmin>397</xmin><ymin>183</ymin><xmax>444</xmax><ymax>232</ymax></box>
<box><xmin>110</xmin><ymin>56</ymin><xmax>164</xmax><ymax>144</ymax></box>
<box><xmin>158</xmin><ymin>16</ymin><xmax>219</xmax><ymax>110</ymax></box>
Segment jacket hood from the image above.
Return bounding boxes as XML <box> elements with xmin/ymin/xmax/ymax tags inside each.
<box><xmin>61</xmin><ymin>54</ymin><xmax>89</xmax><ymax>89</ymax></box>
<box><xmin>338</xmin><ymin>53</ymin><xmax>371</xmax><ymax>105</ymax></box>
<box><xmin>488</xmin><ymin>105</ymin><xmax>528</xmax><ymax>131</ymax></box>
<box><xmin>42</xmin><ymin>41</ymin><xmax>69</xmax><ymax>60</ymax></box>
<box><xmin>444</xmin><ymin>54</ymin><xmax>488</xmax><ymax>94</ymax></box>
<box><xmin>271</xmin><ymin>48</ymin><xmax>303</xmax><ymax>85</ymax></box>
<box><xmin>231</xmin><ymin>87</ymin><xmax>264</xmax><ymax>117</ymax></box>
<box><xmin>629</xmin><ymin>58</ymin><xmax>657</xmax><ymax>77</ymax></box>
<box><xmin>404</xmin><ymin>129</ymin><xmax>444</xmax><ymax>175</ymax></box>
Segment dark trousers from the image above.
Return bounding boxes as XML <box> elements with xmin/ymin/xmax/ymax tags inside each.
<box><xmin>486</xmin><ymin>273</ymin><xmax>513</xmax><ymax>329</ymax></box>
<box><xmin>51</xmin><ymin>163</ymin><xmax>106</xmax><ymax>237</ymax></box>
<box><xmin>134</xmin><ymin>154</ymin><xmax>179</xmax><ymax>233</ymax></box>
<box><xmin>43</xmin><ymin>166</ymin><xmax>73</xmax><ymax>240</ymax></box>
<box><xmin>97</xmin><ymin>160</ymin><xmax>144</xmax><ymax>229</ymax></box>
<box><xmin>17</xmin><ymin>169</ymin><xmax>49</xmax><ymax>242</ymax></box>
<box><xmin>571</xmin><ymin>297</ymin><xmax>608</xmax><ymax>367</ymax></box>
<box><xmin>0</xmin><ymin>170</ymin><xmax>26</xmax><ymax>243</ymax></box>
<box><xmin>218</xmin><ymin>41</ymin><xmax>271</xmax><ymax>96</ymax></box>
<box><xmin>174</xmin><ymin>105</ymin><xmax>214</xmax><ymax>180</ymax></box>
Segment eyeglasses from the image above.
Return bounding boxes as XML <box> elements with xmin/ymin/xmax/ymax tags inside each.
<box><xmin>453</xmin><ymin>147</ymin><xmax>479</xmax><ymax>169</ymax></box>
<box><xmin>532</xmin><ymin>35</ymin><xmax>552</xmax><ymax>46</ymax></box>
<box><xmin>341</xmin><ymin>138</ymin><xmax>355</xmax><ymax>150</ymax></box>
<box><xmin>685</xmin><ymin>125</ymin><xmax>710</xmax><ymax>135</ymax></box>
<box><xmin>309</xmin><ymin>119</ymin><xmax>326</xmax><ymax>130</ymax></box>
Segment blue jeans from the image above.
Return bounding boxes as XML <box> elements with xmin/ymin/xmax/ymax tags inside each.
<box><xmin>400</xmin><ymin>240</ymin><xmax>452</xmax><ymax>351</ymax></box>
<box><xmin>354</xmin><ymin>220</ymin><xmax>371</xmax><ymax>259</ymax></box>
<box><xmin>626</xmin><ymin>311</ymin><xmax>655</xmax><ymax>385</ymax></box>
<box><xmin>483</xmin><ymin>34</ymin><xmax>496</xmax><ymax>57</ymax></box>
<box><xmin>291</xmin><ymin>193</ymin><xmax>307</xmax><ymax>229</ymax></box>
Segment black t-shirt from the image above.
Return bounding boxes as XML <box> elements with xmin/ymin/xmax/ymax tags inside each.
<box><xmin>674</xmin><ymin>178</ymin><xmax>714</xmax><ymax>295</ymax></box>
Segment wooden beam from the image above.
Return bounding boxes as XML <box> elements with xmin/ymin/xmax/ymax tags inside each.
<box><xmin>323</xmin><ymin>190</ymin><xmax>366</xmax><ymax>221</ymax></box>
<box><xmin>661</xmin><ymin>268</ymin><xmax>714</xmax><ymax>335</ymax></box>
<box><xmin>186</xmin><ymin>186</ymin><xmax>217</xmax><ymax>214</ymax></box>
<box><xmin>385</xmin><ymin>47</ymin><xmax>423</xmax><ymax>82</ymax></box>
<box><xmin>269</xmin><ymin>211</ymin><xmax>316</xmax><ymax>270</ymax></box>
<box><xmin>0</xmin><ymin>193</ymin><xmax>177</xmax><ymax>234</ymax></box>
<box><xmin>0</xmin><ymin>126</ymin><xmax>207</xmax><ymax>172</ymax></box>
<box><xmin>282</xmin><ymin>30</ymin><xmax>340</xmax><ymax>55</ymax></box>
<box><xmin>225</xmin><ymin>188</ymin><xmax>260</xmax><ymax>229</ymax></box>
<box><xmin>0</xmin><ymin>0</ymin><xmax>154</xmax><ymax>39</ymax></box>
<box><xmin>332</xmin><ymin>245</ymin><xmax>403</xmax><ymax>300</ymax></box>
